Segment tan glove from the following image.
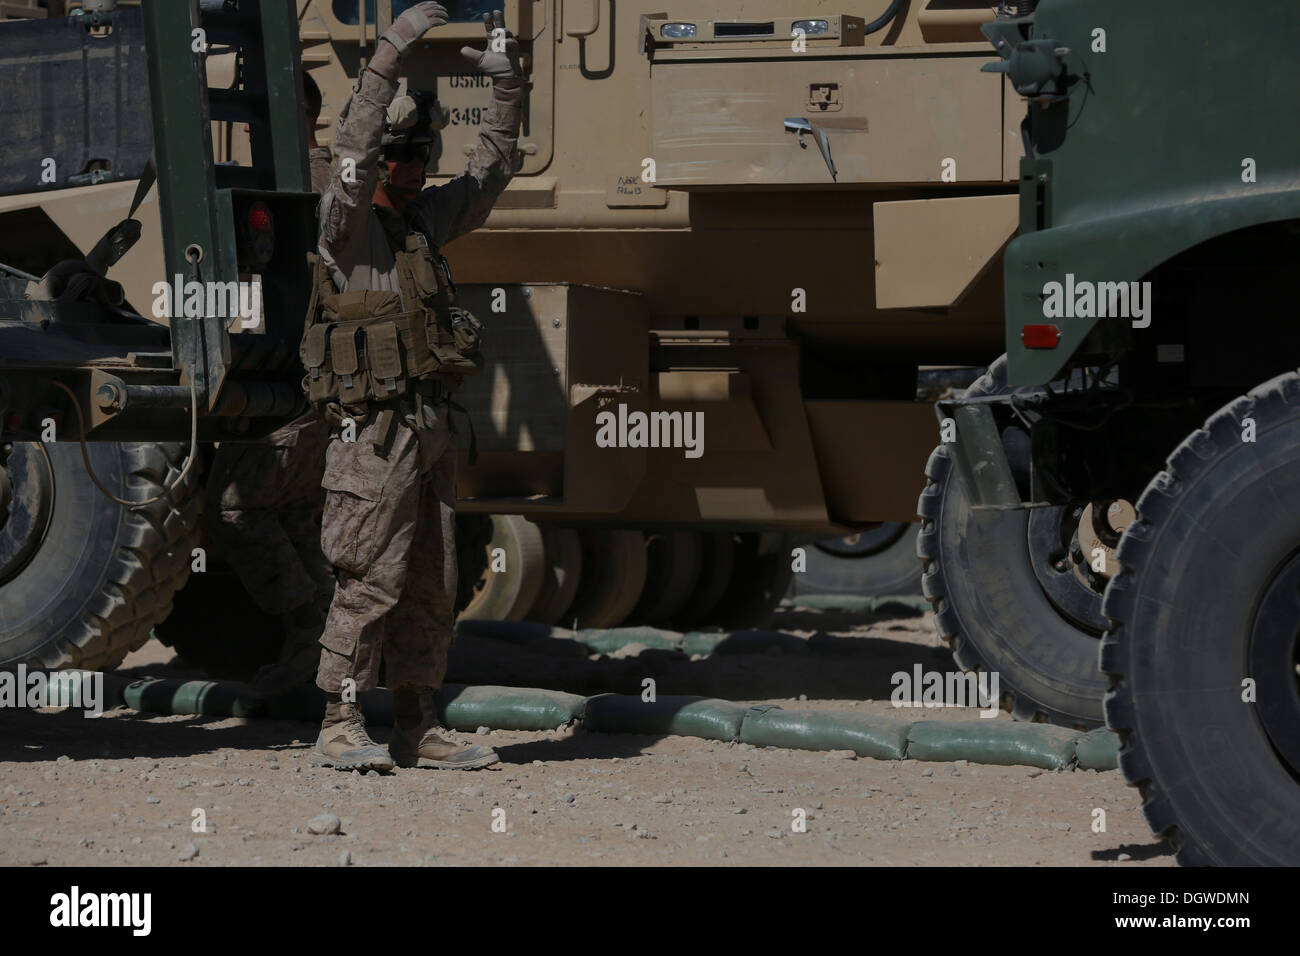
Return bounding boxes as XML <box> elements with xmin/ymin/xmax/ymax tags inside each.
<box><xmin>382</xmin><ymin>1</ymin><xmax>449</xmax><ymax>55</ymax></box>
<box><xmin>371</xmin><ymin>2</ymin><xmax>448</xmax><ymax>79</ymax></box>
<box><xmin>460</xmin><ymin>10</ymin><xmax>522</xmax><ymax>83</ymax></box>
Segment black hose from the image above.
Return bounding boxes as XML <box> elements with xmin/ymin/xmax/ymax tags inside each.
<box><xmin>864</xmin><ymin>0</ymin><xmax>905</xmax><ymax>35</ymax></box>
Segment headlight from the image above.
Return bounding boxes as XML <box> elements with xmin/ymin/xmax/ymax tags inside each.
<box><xmin>793</xmin><ymin>19</ymin><xmax>829</xmax><ymax>35</ymax></box>
<box><xmin>660</xmin><ymin>22</ymin><xmax>697</xmax><ymax>39</ymax></box>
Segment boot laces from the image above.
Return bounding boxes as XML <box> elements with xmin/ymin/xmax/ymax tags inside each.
<box><xmin>341</xmin><ymin>706</ymin><xmax>376</xmax><ymax>747</ymax></box>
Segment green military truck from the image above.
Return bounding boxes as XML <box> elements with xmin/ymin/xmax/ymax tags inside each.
<box><xmin>926</xmin><ymin>0</ymin><xmax>1300</xmax><ymax>864</ymax></box>
<box><xmin>0</xmin><ymin>0</ymin><xmax>318</xmax><ymax>671</ymax></box>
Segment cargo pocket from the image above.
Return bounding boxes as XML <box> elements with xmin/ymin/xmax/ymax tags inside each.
<box><xmin>330</xmin><ymin>325</ymin><xmax>369</xmax><ymax>405</ymax></box>
<box><xmin>319</xmin><ymin>441</ymin><xmax>386</xmax><ymax>575</ymax></box>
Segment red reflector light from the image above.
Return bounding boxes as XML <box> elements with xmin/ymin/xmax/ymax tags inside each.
<box><xmin>3</xmin><ymin>411</ymin><xmax>21</xmax><ymax>433</ymax></box>
<box><xmin>1021</xmin><ymin>324</ymin><xmax>1061</xmax><ymax>349</ymax></box>
<box><xmin>248</xmin><ymin>204</ymin><xmax>273</xmax><ymax>233</ymax></box>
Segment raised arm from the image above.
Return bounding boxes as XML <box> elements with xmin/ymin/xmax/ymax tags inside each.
<box><xmin>409</xmin><ymin>11</ymin><xmax>525</xmax><ymax>249</ymax></box>
<box><xmin>317</xmin><ymin>3</ymin><xmax>450</xmax><ymax>264</ymax></box>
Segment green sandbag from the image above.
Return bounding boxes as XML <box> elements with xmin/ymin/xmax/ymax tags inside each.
<box><xmin>123</xmin><ymin>678</ymin><xmax>262</xmax><ymax>719</ymax></box>
<box><xmin>679</xmin><ymin>630</ymin><xmax>806</xmax><ymax>657</ymax></box>
<box><xmin>454</xmin><ymin>620</ymin><xmax>558</xmax><ymax>645</ymax></box>
<box><xmin>905</xmin><ymin>720</ymin><xmax>1081</xmax><ymax>770</ymax></box>
<box><xmin>784</xmin><ymin>594</ymin><xmax>929</xmax><ymax>616</ymax></box>
<box><xmin>577</xmin><ymin>627</ymin><xmax>684</xmax><ymax>654</ymax></box>
<box><xmin>1073</xmin><ymin>727</ymin><xmax>1120</xmax><ymax>770</ymax></box>
<box><xmin>871</xmin><ymin>595</ymin><xmax>930</xmax><ymax>617</ymax></box>
<box><xmin>257</xmin><ymin>684</ymin><xmax>394</xmax><ymax>724</ymax></box>
<box><xmin>739</xmin><ymin>705</ymin><xmax>910</xmax><ymax>759</ymax></box>
<box><xmin>681</xmin><ymin>631</ymin><xmax>728</xmax><ymax>657</ymax></box>
<box><xmin>704</xmin><ymin>630</ymin><xmax>809</xmax><ymax>656</ymax></box>
<box><xmin>38</xmin><ymin>670</ymin><xmax>128</xmax><ymax>711</ymax></box>
<box><xmin>435</xmin><ymin>684</ymin><xmax>587</xmax><ymax>731</ymax></box>
<box><xmin>583</xmin><ymin>694</ymin><xmax>746</xmax><ymax>741</ymax></box>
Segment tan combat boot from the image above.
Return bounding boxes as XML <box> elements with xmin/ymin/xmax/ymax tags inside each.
<box><xmin>310</xmin><ymin>699</ymin><xmax>395</xmax><ymax>772</ymax></box>
<box><xmin>389</xmin><ymin>687</ymin><xmax>499</xmax><ymax>770</ymax></box>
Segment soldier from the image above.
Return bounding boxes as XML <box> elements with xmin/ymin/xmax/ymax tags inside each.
<box><xmin>304</xmin><ymin>4</ymin><xmax>522</xmax><ymax>772</ymax></box>
<box><xmin>206</xmin><ymin>71</ymin><xmax>336</xmax><ymax>696</ymax></box>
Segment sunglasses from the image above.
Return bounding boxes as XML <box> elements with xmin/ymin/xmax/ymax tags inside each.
<box><xmin>387</xmin><ymin>143</ymin><xmax>431</xmax><ymax>164</ymax></box>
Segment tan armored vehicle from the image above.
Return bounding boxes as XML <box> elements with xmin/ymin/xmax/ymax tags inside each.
<box><xmin>1</xmin><ymin>0</ymin><xmax>1019</xmax><ymax>674</ymax></box>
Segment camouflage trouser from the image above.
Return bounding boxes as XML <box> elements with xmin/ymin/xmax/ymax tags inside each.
<box><xmin>315</xmin><ymin>401</ymin><xmax>458</xmax><ymax>694</ymax></box>
<box><xmin>206</xmin><ymin>411</ymin><xmax>334</xmax><ymax>616</ymax></box>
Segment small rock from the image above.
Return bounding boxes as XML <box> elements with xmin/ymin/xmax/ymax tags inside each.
<box><xmin>146</xmin><ymin>796</ymin><xmax>161</xmax><ymax>804</ymax></box>
<box><xmin>1053</xmin><ymin>822</ymin><xmax>1071</xmax><ymax>832</ymax></box>
<box><xmin>969</xmin><ymin>800</ymin><xmax>994</xmax><ymax>809</ymax></box>
<box><xmin>30</xmin><ymin>857</ymin><xmax>47</xmax><ymax>866</ymax></box>
<box><xmin>798</xmin><ymin>694</ymin><xmax>807</xmax><ymax>701</ymax></box>
<box><xmin>828</xmin><ymin>750</ymin><xmax>857</xmax><ymax>760</ymax></box>
<box><xmin>731</xmin><ymin>807</ymin><xmax>747</xmax><ymax>814</ymax></box>
<box><xmin>307</xmin><ymin>813</ymin><xmax>342</xmax><ymax>836</ymax></box>
<box><xmin>563</xmin><ymin>793</ymin><xmax>577</xmax><ymax>805</ymax></box>
<box><xmin>338</xmin><ymin>850</ymin><xmax>352</xmax><ymax>866</ymax></box>
<box><xmin>920</xmin><ymin>767</ymin><xmax>934</xmax><ymax>777</ymax></box>
<box><xmin>1117</xmin><ymin>852</ymin><xmax>1131</xmax><ymax>862</ymax></box>
<box><xmin>476</xmin><ymin>726</ymin><xmax>491</xmax><ymax>735</ymax></box>
<box><xmin>178</xmin><ymin>842</ymin><xmax>199</xmax><ymax>861</ymax></box>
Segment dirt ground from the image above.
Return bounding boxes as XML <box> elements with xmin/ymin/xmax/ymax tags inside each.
<box><xmin>0</xmin><ymin>606</ymin><xmax>1175</xmax><ymax>866</ymax></box>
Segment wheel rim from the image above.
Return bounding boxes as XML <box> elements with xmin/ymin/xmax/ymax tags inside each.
<box><xmin>0</xmin><ymin>443</ymin><xmax>55</xmax><ymax>587</ymax></box>
<box><xmin>814</xmin><ymin>522</ymin><xmax>909</xmax><ymax>559</ymax></box>
<box><xmin>1249</xmin><ymin>550</ymin><xmax>1300</xmax><ymax>780</ymax></box>
<box><xmin>1025</xmin><ymin>503</ymin><xmax>1106</xmax><ymax>634</ymax></box>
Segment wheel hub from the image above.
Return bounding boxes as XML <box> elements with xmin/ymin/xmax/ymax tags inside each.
<box><xmin>0</xmin><ymin>442</ymin><xmax>55</xmax><ymax>587</ymax></box>
<box><xmin>1249</xmin><ymin>551</ymin><xmax>1300</xmax><ymax>779</ymax></box>
<box><xmin>815</xmin><ymin>522</ymin><xmax>908</xmax><ymax>559</ymax></box>
<box><xmin>1026</xmin><ymin>503</ymin><xmax>1107</xmax><ymax>634</ymax></box>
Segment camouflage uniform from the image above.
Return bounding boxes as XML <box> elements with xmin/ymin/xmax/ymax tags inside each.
<box><xmin>206</xmin><ymin>151</ymin><xmax>335</xmax><ymax>631</ymax></box>
<box><xmin>314</xmin><ymin>63</ymin><xmax>522</xmax><ymax>695</ymax></box>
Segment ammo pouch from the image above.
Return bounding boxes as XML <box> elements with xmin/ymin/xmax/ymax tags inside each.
<box><xmin>395</xmin><ymin>232</ymin><xmax>484</xmax><ymax>380</ymax></box>
<box><xmin>300</xmin><ymin>233</ymin><xmax>485</xmax><ymax>425</ymax></box>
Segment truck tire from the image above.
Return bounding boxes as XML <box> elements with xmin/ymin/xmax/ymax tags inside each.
<box><xmin>457</xmin><ymin>514</ymin><xmax>545</xmax><ymax>622</ymax></box>
<box><xmin>709</xmin><ymin>533</ymin><xmax>795</xmax><ymax>628</ymax></box>
<box><xmin>789</xmin><ymin>523</ymin><xmax>923</xmax><ymax>598</ymax></box>
<box><xmin>627</xmin><ymin>531</ymin><xmax>701</xmax><ymax>627</ymax></box>
<box><xmin>1102</xmin><ymin>372</ymin><xmax>1300</xmax><ymax>865</ymax></box>
<box><xmin>154</xmin><ymin>564</ymin><xmax>282</xmax><ymax>680</ymax></box>
<box><xmin>0</xmin><ymin>441</ymin><xmax>200</xmax><ymax>672</ymax></box>
<box><xmin>916</xmin><ymin>356</ymin><xmax>1108</xmax><ymax>728</ymax></box>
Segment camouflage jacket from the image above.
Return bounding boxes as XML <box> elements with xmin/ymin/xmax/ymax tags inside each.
<box><xmin>317</xmin><ymin>69</ymin><xmax>523</xmax><ymax>294</ymax></box>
